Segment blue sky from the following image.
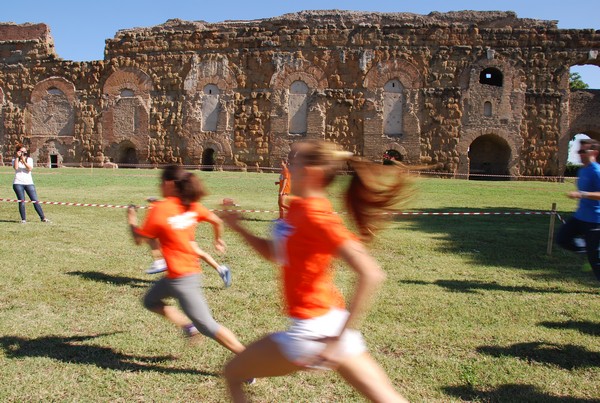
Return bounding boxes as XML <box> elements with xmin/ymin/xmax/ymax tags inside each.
<box><xmin>3</xmin><ymin>0</ymin><xmax>600</xmax><ymax>87</ymax></box>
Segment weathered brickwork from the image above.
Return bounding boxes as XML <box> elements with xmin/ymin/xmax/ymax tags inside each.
<box><xmin>1</xmin><ymin>11</ymin><xmax>599</xmax><ymax>176</ymax></box>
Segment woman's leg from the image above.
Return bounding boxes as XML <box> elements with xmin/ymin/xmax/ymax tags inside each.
<box><xmin>12</xmin><ymin>184</ymin><xmax>26</xmax><ymax>220</ymax></box>
<box><xmin>336</xmin><ymin>352</ymin><xmax>408</xmax><ymax>403</ymax></box>
<box><xmin>143</xmin><ymin>278</ymin><xmax>191</xmax><ymax>327</ymax></box>
<box><xmin>172</xmin><ymin>275</ymin><xmax>244</xmax><ymax>353</ymax></box>
<box><xmin>23</xmin><ymin>185</ymin><xmax>45</xmax><ymax>220</ymax></box>
<box><xmin>224</xmin><ymin>336</ymin><xmax>301</xmax><ymax>403</ymax></box>
<box><xmin>197</xmin><ymin>249</ymin><xmax>221</xmax><ymax>271</ymax></box>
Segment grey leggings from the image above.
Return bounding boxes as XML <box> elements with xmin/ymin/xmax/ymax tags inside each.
<box><xmin>143</xmin><ymin>274</ymin><xmax>220</xmax><ymax>338</ymax></box>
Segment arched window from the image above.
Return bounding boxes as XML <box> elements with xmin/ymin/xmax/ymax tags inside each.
<box><xmin>383</xmin><ymin>79</ymin><xmax>403</xmax><ymax>136</ymax></box>
<box><xmin>289</xmin><ymin>80</ymin><xmax>308</xmax><ymax>135</ymax></box>
<box><xmin>202</xmin><ymin>84</ymin><xmax>220</xmax><ymax>132</ymax></box>
<box><xmin>120</xmin><ymin>89</ymin><xmax>135</xmax><ymax>97</ymax></box>
<box><xmin>479</xmin><ymin>68</ymin><xmax>503</xmax><ymax>87</ymax></box>
<box><xmin>47</xmin><ymin>87</ymin><xmax>65</xmax><ymax>96</ymax></box>
<box><xmin>483</xmin><ymin>101</ymin><xmax>492</xmax><ymax>117</ymax></box>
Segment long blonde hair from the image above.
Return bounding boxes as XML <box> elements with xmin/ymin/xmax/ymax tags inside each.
<box><xmin>291</xmin><ymin>140</ymin><xmax>412</xmax><ymax>241</ymax></box>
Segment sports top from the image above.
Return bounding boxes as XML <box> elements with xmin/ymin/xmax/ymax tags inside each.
<box><xmin>136</xmin><ymin>197</ymin><xmax>211</xmax><ymax>278</ymax></box>
<box><xmin>279</xmin><ymin>166</ymin><xmax>291</xmax><ymax>195</ymax></box>
<box><xmin>575</xmin><ymin>161</ymin><xmax>600</xmax><ymax>223</ymax></box>
<box><xmin>275</xmin><ymin>197</ymin><xmax>356</xmax><ymax>319</ymax></box>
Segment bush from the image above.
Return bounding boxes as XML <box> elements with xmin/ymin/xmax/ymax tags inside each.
<box><xmin>564</xmin><ymin>163</ymin><xmax>581</xmax><ymax>177</ymax></box>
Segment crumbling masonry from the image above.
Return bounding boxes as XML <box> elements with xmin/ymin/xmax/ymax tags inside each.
<box><xmin>1</xmin><ymin>10</ymin><xmax>599</xmax><ymax>176</ymax></box>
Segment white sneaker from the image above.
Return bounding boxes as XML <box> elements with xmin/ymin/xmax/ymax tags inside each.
<box><xmin>218</xmin><ymin>265</ymin><xmax>232</xmax><ymax>288</ymax></box>
<box><xmin>574</xmin><ymin>238</ymin><xmax>586</xmax><ymax>249</ymax></box>
<box><xmin>146</xmin><ymin>259</ymin><xmax>167</xmax><ymax>274</ymax></box>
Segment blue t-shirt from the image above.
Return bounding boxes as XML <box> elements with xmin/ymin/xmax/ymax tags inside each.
<box><xmin>575</xmin><ymin>161</ymin><xmax>600</xmax><ymax>223</ymax></box>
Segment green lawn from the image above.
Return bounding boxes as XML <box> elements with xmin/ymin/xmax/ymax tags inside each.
<box><xmin>0</xmin><ymin>167</ymin><xmax>598</xmax><ymax>402</ymax></box>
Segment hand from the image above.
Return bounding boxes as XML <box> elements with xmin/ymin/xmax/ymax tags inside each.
<box><xmin>127</xmin><ymin>205</ymin><xmax>138</xmax><ymax>224</ymax></box>
<box><xmin>567</xmin><ymin>191</ymin><xmax>582</xmax><ymax>199</ymax></box>
<box><xmin>298</xmin><ymin>336</ymin><xmax>342</xmax><ymax>370</ymax></box>
<box><xmin>214</xmin><ymin>238</ymin><xmax>226</xmax><ymax>254</ymax></box>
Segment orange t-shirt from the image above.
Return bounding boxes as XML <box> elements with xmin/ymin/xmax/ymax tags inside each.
<box><xmin>279</xmin><ymin>197</ymin><xmax>356</xmax><ymax>319</ymax></box>
<box><xmin>135</xmin><ymin>197</ymin><xmax>211</xmax><ymax>279</ymax></box>
<box><xmin>279</xmin><ymin>166</ymin><xmax>291</xmax><ymax>195</ymax></box>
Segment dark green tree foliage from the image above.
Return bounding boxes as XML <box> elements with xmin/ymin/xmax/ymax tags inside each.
<box><xmin>570</xmin><ymin>72</ymin><xmax>589</xmax><ymax>90</ymax></box>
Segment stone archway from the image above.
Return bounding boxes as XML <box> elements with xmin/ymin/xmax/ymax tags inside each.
<box><xmin>468</xmin><ymin>134</ymin><xmax>511</xmax><ymax>180</ymax></box>
<box><xmin>201</xmin><ymin>148</ymin><xmax>215</xmax><ymax>171</ymax></box>
<box><xmin>118</xmin><ymin>142</ymin><xmax>139</xmax><ymax>167</ymax></box>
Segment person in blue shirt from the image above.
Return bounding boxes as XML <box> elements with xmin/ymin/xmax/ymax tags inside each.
<box><xmin>557</xmin><ymin>138</ymin><xmax>600</xmax><ymax>282</ymax></box>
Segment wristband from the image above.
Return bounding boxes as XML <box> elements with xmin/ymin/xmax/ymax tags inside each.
<box><xmin>581</xmin><ymin>191</ymin><xmax>589</xmax><ymax>199</ymax></box>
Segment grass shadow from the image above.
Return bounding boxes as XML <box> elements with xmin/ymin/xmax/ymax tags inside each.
<box><xmin>539</xmin><ymin>320</ymin><xmax>600</xmax><ymax>336</ymax></box>
<box><xmin>0</xmin><ymin>333</ymin><xmax>217</xmax><ymax>377</ymax></box>
<box><xmin>397</xmin><ymin>207</ymin><xmax>597</xmax><ymax>283</ymax></box>
<box><xmin>476</xmin><ymin>341</ymin><xmax>600</xmax><ymax>370</ymax></box>
<box><xmin>67</xmin><ymin>271</ymin><xmax>152</xmax><ymax>288</ymax></box>
<box><xmin>443</xmin><ymin>383</ymin><xmax>600</xmax><ymax>402</ymax></box>
<box><xmin>400</xmin><ymin>279</ymin><xmax>597</xmax><ymax>295</ymax></box>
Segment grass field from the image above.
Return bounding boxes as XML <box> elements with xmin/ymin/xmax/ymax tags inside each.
<box><xmin>0</xmin><ymin>167</ymin><xmax>598</xmax><ymax>402</ymax></box>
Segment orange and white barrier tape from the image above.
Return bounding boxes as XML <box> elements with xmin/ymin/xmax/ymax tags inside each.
<box><xmin>0</xmin><ymin>198</ymin><xmax>557</xmax><ymax>217</ymax></box>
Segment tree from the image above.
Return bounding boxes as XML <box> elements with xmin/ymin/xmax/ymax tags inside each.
<box><xmin>570</xmin><ymin>72</ymin><xmax>589</xmax><ymax>90</ymax></box>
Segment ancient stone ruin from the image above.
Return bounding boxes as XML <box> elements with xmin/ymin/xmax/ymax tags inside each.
<box><xmin>1</xmin><ymin>10</ymin><xmax>599</xmax><ymax>176</ymax></box>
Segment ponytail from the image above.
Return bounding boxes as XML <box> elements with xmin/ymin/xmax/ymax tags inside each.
<box><xmin>291</xmin><ymin>140</ymin><xmax>413</xmax><ymax>241</ymax></box>
<box><xmin>344</xmin><ymin>158</ymin><xmax>412</xmax><ymax>241</ymax></box>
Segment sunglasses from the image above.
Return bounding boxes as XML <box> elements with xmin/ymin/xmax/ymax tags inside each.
<box><xmin>578</xmin><ymin>149</ymin><xmax>592</xmax><ymax>154</ymax></box>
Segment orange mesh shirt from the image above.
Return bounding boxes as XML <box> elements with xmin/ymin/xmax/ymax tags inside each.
<box><xmin>135</xmin><ymin>197</ymin><xmax>211</xmax><ymax>279</ymax></box>
<box><xmin>279</xmin><ymin>197</ymin><xmax>356</xmax><ymax>319</ymax></box>
<box><xmin>279</xmin><ymin>166</ymin><xmax>291</xmax><ymax>195</ymax></box>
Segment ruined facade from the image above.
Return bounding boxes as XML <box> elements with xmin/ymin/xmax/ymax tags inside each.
<box><xmin>1</xmin><ymin>10</ymin><xmax>599</xmax><ymax>176</ymax></box>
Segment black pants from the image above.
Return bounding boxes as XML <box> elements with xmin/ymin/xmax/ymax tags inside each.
<box><xmin>557</xmin><ymin>216</ymin><xmax>600</xmax><ymax>282</ymax></box>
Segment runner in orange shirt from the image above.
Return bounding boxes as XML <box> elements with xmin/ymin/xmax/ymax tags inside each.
<box><xmin>127</xmin><ymin>165</ymin><xmax>246</xmax><ymax>356</ymax></box>
<box><xmin>275</xmin><ymin>158</ymin><xmax>291</xmax><ymax>219</ymax></box>
<box><xmin>222</xmin><ymin>140</ymin><xmax>410</xmax><ymax>402</ymax></box>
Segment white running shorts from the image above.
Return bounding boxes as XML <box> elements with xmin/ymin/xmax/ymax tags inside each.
<box><xmin>271</xmin><ymin>308</ymin><xmax>367</xmax><ymax>368</ymax></box>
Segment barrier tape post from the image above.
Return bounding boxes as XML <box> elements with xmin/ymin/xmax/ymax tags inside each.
<box><xmin>547</xmin><ymin>202</ymin><xmax>557</xmax><ymax>255</ymax></box>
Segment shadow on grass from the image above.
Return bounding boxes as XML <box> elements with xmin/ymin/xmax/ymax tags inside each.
<box><xmin>0</xmin><ymin>333</ymin><xmax>217</xmax><ymax>377</ymax></box>
<box><xmin>539</xmin><ymin>320</ymin><xmax>600</xmax><ymax>336</ymax></box>
<box><xmin>67</xmin><ymin>271</ymin><xmax>152</xmax><ymax>288</ymax></box>
<box><xmin>443</xmin><ymin>383</ymin><xmax>599</xmax><ymax>402</ymax></box>
<box><xmin>397</xmin><ymin>207</ymin><xmax>597</xmax><ymax>283</ymax></box>
<box><xmin>476</xmin><ymin>342</ymin><xmax>600</xmax><ymax>370</ymax></box>
<box><xmin>400</xmin><ymin>279</ymin><xmax>597</xmax><ymax>295</ymax></box>
<box><xmin>67</xmin><ymin>270</ymin><xmax>223</xmax><ymax>291</ymax></box>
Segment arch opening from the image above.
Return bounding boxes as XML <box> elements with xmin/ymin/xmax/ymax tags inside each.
<box><xmin>120</xmin><ymin>89</ymin><xmax>135</xmax><ymax>97</ymax></box>
<box><xmin>201</xmin><ymin>148</ymin><xmax>215</xmax><ymax>171</ymax></box>
<box><xmin>468</xmin><ymin>134</ymin><xmax>511</xmax><ymax>180</ymax></box>
<box><xmin>119</xmin><ymin>146</ymin><xmax>138</xmax><ymax>168</ymax></box>
<box><xmin>383</xmin><ymin>149</ymin><xmax>403</xmax><ymax>165</ymax></box>
<box><xmin>479</xmin><ymin>68</ymin><xmax>503</xmax><ymax>87</ymax></box>
<box><xmin>483</xmin><ymin>101</ymin><xmax>492</xmax><ymax>117</ymax></box>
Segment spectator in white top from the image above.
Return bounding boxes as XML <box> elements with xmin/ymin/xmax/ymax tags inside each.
<box><xmin>12</xmin><ymin>144</ymin><xmax>49</xmax><ymax>223</ymax></box>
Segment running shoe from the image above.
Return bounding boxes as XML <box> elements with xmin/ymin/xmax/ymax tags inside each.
<box><xmin>183</xmin><ymin>323</ymin><xmax>199</xmax><ymax>337</ymax></box>
<box><xmin>219</xmin><ymin>265</ymin><xmax>232</xmax><ymax>288</ymax></box>
<box><xmin>183</xmin><ymin>323</ymin><xmax>202</xmax><ymax>346</ymax></box>
<box><xmin>146</xmin><ymin>259</ymin><xmax>167</xmax><ymax>274</ymax></box>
